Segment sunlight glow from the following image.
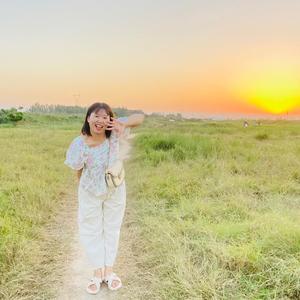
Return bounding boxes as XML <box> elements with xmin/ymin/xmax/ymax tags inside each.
<box><xmin>247</xmin><ymin>74</ymin><xmax>300</xmax><ymax>114</ymax></box>
<box><xmin>232</xmin><ymin>63</ymin><xmax>300</xmax><ymax>114</ymax></box>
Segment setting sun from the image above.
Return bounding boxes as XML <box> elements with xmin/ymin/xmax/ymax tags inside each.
<box><xmin>232</xmin><ymin>62</ymin><xmax>300</xmax><ymax>114</ymax></box>
<box><xmin>247</xmin><ymin>74</ymin><xmax>300</xmax><ymax>114</ymax></box>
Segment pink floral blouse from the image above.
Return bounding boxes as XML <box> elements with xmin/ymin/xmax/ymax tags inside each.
<box><xmin>64</xmin><ymin>117</ymin><xmax>130</xmax><ymax>196</ymax></box>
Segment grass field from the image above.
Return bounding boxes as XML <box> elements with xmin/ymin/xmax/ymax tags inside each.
<box><xmin>128</xmin><ymin>117</ymin><xmax>300</xmax><ymax>299</ymax></box>
<box><xmin>0</xmin><ymin>114</ymin><xmax>82</xmax><ymax>299</ymax></box>
<box><xmin>1</xmin><ymin>113</ymin><xmax>300</xmax><ymax>299</ymax></box>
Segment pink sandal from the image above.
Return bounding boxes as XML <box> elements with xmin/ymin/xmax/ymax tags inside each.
<box><xmin>104</xmin><ymin>272</ymin><xmax>122</xmax><ymax>291</ymax></box>
<box><xmin>86</xmin><ymin>276</ymin><xmax>102</xmax><ymax>294</ymax></box>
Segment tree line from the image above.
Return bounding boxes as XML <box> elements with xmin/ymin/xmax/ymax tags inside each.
<box><xmin>28</xmin><ymin>103</ymin><xmax>144</xmax><ymax>116</ymax></box>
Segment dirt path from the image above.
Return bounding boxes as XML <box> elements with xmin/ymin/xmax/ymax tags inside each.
<box><xmin>57</xmin><ymin>134</ymin><xmax>143</xmax><ymax>300</ymax></box>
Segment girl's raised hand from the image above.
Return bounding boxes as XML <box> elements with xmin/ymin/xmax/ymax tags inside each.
<box><xmin>105</xmin><ymin>117</ymin><xmax>125</xmax><ymax>137</ymax></box>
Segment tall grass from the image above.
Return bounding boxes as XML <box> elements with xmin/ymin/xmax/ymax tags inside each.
<box><xmin>127</xmin><ymin>118</ymin><xmax>300</xmax><ymax>299</ymax></box>
<box><xmin>1</xmin><ymin>114</ymin><xmax>300</xmax><ymax>299</ymax></box>
<box><xmin>0</xmin><ymin>114</ymin><xmax>81</xmax><ymax>299</ymax></box>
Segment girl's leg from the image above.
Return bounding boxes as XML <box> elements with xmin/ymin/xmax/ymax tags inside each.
<box><xmin>103</xmin><ymin>182</ymin><xmax>126</xmax><ymax>287</ymax></box>
<box><xmin>78</xmin><ymin>187</ymin><xmax>106</xmax><ymax>290</ymax></box>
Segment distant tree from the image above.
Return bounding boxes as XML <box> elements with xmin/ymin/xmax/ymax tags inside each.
<box><xmin>165</xmin><ymin>113</ymin><xmax>183</xmax><ymax>120</ymax></box>
<box><xmin>28</xmin><ymin>103</ymin><xmax>144</xmax><ymax>116</ymax></box>
<box><xmin>0</xmin><ymin>108</ymin><xmax>24</xmax><ymax>124</ymax></box>
<box><xmin>28</xmin><ymin>103</ymin><xmax>87</xmax><ymax>114</ymax></box>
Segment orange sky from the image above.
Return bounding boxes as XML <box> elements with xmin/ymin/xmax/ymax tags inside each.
<box><xmin>1</xmin><ymin>1</ymin><xmax>300</xmax><ymax>115</ymax></box>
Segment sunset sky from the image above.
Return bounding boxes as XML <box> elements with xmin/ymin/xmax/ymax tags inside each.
<box><xmin>1</xmin><ymin>0</ymin><xmax>300</xmax><ymax>115</ymax></box>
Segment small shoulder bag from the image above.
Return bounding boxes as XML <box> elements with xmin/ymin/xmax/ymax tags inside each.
<box><xmin>105</xmin><ymin>136</ymin><xmax>125</xmax><ymax>188</ymax></box>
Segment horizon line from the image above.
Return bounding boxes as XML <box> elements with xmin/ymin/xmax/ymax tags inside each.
<box><xmin>1</xmin><ymin>103</ymin><xmax>300</xmax><ymax>120</ymax></box>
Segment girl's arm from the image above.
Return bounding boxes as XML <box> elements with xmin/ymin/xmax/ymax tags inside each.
<box><xmin>122</xmin><ymin>113</ymin><xmax>145</xmax><ymax>128</ymax></box>
<box><xmin>108</xmin><ymin>113</ymin><xmax>145</xmax><ymax>138</ymax></box>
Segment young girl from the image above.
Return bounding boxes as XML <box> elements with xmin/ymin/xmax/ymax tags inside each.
<box><xmin>64</xmin><ymin>102</ymin><xmax>144</xmax><ymax>294</ymax></box>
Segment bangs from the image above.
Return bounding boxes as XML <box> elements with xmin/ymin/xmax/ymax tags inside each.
<box><xmin>93</xmin><ymin>107</ymin><xmax>109</xmax><ymax>116</ymax></box>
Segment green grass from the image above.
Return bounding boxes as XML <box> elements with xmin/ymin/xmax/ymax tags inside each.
<box><xmin>127</xmin><ymin>117</ymin><xmax>300</xmax><ymax>299</ymax></box>
<box><xmin>0</xmin><ymin>113</ymin><xmax>81</xmax><ymax>298</ymax></box>
<box><xmin>1</xmin><ymin>113</ymin><xmax>300</xmax><ymax>299</ymax></box>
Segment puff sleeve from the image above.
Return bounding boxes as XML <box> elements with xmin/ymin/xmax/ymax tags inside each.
<box><xmin>64</xmin><ymin>136</ymin><xmax>88</xmax><ymax>170</ymax></box>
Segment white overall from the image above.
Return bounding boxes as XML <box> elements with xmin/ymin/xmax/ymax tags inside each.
<box><xmin>78</xmin><ymin>181</ymin><xmax>126</xmax><ymax>268</ymax></box>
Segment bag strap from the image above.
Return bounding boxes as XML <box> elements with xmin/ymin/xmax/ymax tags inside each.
<box><xmin>108</xmin><ymin>134</ymin><xmax>112</xmax><ymax>168</ymax></box>
<box><xmin>107</xmin><ymin>131</ymin><xmax>119</xmax><ymax>168</ymax></box>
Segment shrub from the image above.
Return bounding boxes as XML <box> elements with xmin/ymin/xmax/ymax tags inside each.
<box><xmin>0</xmin><ymin>108</ymin><xmax>24</xmax><ymax>124</ymax></box>
<box><xmin>136</xmin><ymin>133</ymin><xmax>209</xmax><ymax>165</ymax></box>
<box><xmin>255</xmin><ymin>133</ymin><xmax>268</xmax><ymax>140</ymax></box>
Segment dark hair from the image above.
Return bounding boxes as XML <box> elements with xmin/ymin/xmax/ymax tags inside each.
<box><xmin>81</xmin><ymin>102</ymin><xmax>114</xmax><ymax>137</ymax></box>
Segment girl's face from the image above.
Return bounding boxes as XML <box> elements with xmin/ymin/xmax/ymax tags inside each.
<box><xmin>87</xmin><ymin>108</ymin><xmax>111</xmax><ymax>135</ymax></box>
